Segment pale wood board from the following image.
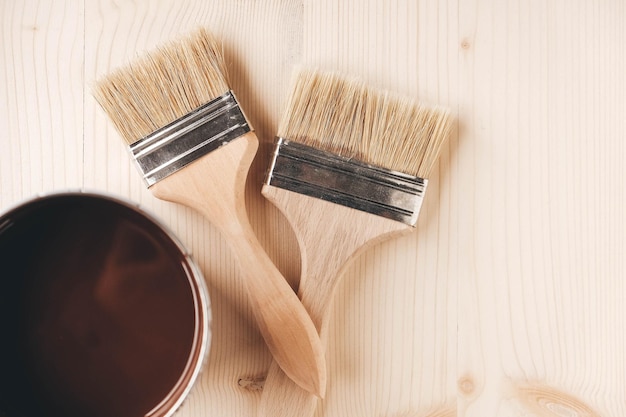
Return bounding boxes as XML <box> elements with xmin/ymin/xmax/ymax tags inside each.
<box><xmin>0</xmin><ymin>1</ymin><xmax>624</xmax><ymax>416</ymax></box>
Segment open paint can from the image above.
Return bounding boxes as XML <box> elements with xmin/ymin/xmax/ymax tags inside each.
<box><xmin>0</xmin><ymin>191</ymin><xmax>210</xmax><ymax>417</ymax></box>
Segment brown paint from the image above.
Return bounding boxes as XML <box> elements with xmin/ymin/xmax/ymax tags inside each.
<box><xmin>0</xmin><ymin>194</ymin><xmax>204</xmax><ymax>417</ymax></box>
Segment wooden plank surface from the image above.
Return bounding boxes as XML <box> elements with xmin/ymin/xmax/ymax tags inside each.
<box><xmin>0</xmin><ymin>1</ymin><xmax>624</xmax><ymax>416</ymax></box>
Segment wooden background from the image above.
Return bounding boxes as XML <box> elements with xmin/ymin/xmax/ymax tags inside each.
<box><xmin>1</xmin><ymin>0</ymin><xmax>624</xmax><ymax>416</ymax></box>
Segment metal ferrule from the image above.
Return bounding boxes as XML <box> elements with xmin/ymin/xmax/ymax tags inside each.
<box><xmin>265</xmin><ymin>137</ymin><xmax>427</xmax><ymax>226</ymax></box>
<box><xmin>130</xmin><ymin>91</ymin><xmax>251</xmax><ymax>187</ymax></box>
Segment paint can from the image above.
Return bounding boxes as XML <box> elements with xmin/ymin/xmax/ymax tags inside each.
<box><xmin>0</xmin><ymin>191</ymin><xmax>210</xmax><ymax>417</ymax></box>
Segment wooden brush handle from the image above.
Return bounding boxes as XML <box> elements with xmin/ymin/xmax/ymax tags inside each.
<box><xmin>150</xmin><ymin>132</ymin><xmax>325</xmax><ymax>396</ymax></box>
<box><xmin>260</xmin><ymin>185</ymin><xmax>410</xmax><ymax>416</ymax></box>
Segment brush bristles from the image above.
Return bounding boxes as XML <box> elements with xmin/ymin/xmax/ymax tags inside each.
<box><xmin>93</xmin><ymin>28</ymin><xmax>230</xmax><ymax>145</ymax></box>
<box><xmin>277</xmin><ymin>70</ymin><xmax>453</xmax><ymax>178</ymax></box>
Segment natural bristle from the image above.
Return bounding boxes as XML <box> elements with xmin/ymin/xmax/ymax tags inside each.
<box><xmin>93</xmin><ymin>28</ymin><xmax>230</xmax><ymax>145</ymax></box>
<box><xmin>277</xmin><ymin>69</ymin><xmax>453</xmax><ymax>178</ymax></box>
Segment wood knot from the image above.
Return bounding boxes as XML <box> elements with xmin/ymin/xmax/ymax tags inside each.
<box><xmin>458</xmin><ymin>375</ymin><xmax>475</xmax><ymax>395</ymax></box>
<box><xmin>515</xmin><ymin>384</ymin><xmax>600</xmax><ymax>417</ymax></box>
<box><xmin>460</xmin><ymin>38</ymin><xmax>471</xmax><ymax>50</ymax></box>
<box><xmin>237</xmin><ymin>375</ymin><xmax>265</xmax><ymax>392</ymax></box>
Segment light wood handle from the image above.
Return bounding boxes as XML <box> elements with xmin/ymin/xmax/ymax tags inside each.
<box><xmin>150</xmin><ymin>132</ymin><xmax>326</xmax><ymax>396</ymax></box>
<box><xmin>260</xmin><ymin>185</ymin><xmax>410</xmax><ymax>416</ymax></box>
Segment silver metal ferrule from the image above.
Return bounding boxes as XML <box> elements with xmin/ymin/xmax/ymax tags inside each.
<box><xmin>265</xmin><ymin>137</ymin><xmax>427</xmax><ymax>226</ymax></box>
<box><xmin>130</xmin><ymin>91</ymin><xmax>251</xmax><ymax>187</ymax></box>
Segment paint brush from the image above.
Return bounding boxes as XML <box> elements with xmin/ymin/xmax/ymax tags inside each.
<box><xmin>260</xmin><ymin>69</ymin><xmax>453</xmax><ymax>416</ymax></box>
<box><xmin>92</xmin><ymin>29</ymin><xmax>326</xmax><ymax>396</ymax></box>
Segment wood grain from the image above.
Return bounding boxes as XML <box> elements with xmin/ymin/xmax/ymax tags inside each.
<box><xmin>456</xmin><ymin>1</ymin><xmax>625</xmax><ymax>416</ymax></box>
<box><xmin>0</xmin><ymin>0</ymin><xmax>84</xmax><ymax>203</ymax></box>
<box><xmin>1</xmin><ymin>1</ymin><xmax>625</xmax><ymax>416</ymax></box>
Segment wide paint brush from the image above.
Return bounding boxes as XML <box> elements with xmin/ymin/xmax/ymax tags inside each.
<box><xmin>260</xmin><ymin>69</ymin><xmax>453</xmax><ymax>416</ymax></box>
<box><xmin>93</xmin><ymin>29</ymin><xmax>325</xmax><ymax>396</ymax></box>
